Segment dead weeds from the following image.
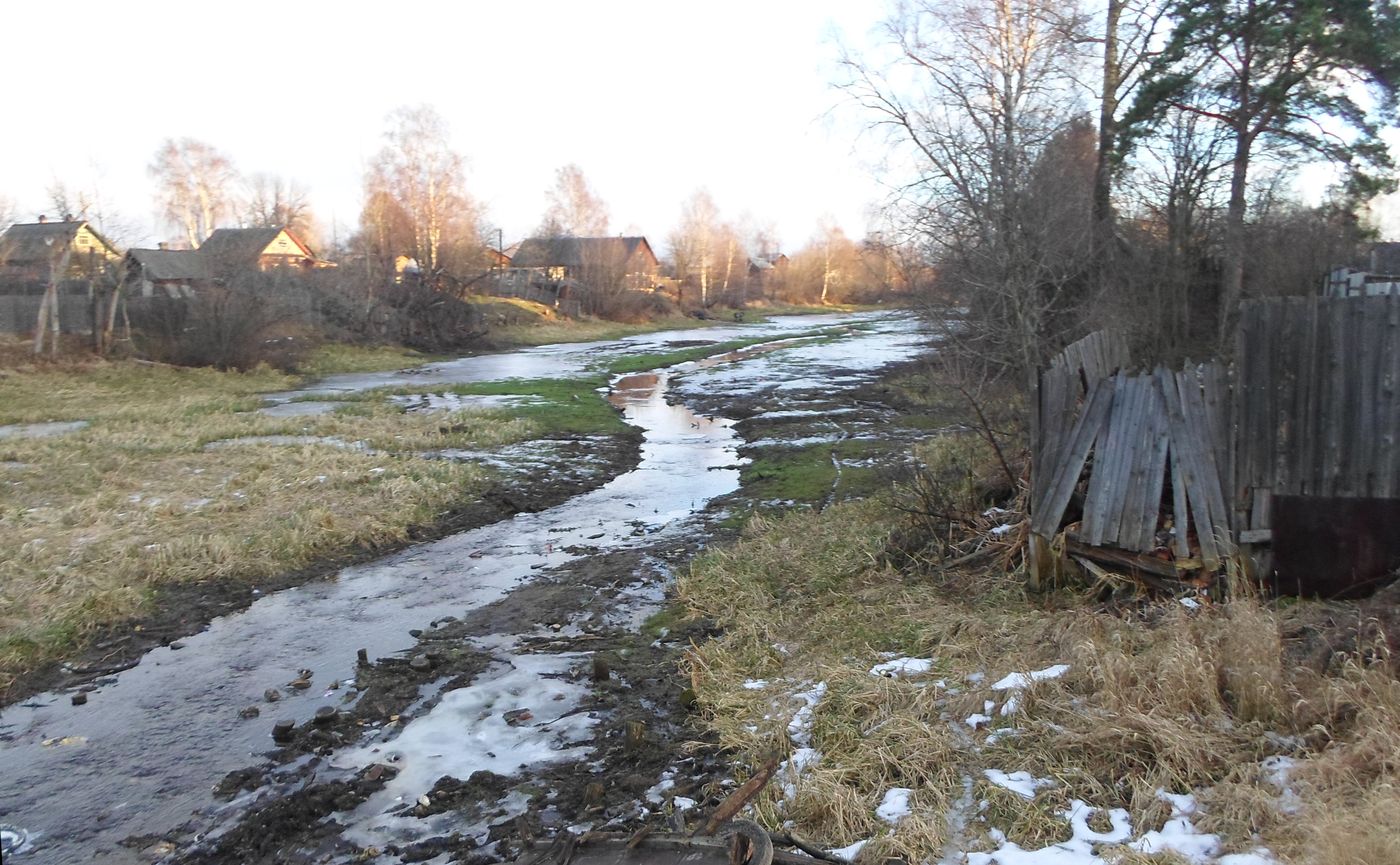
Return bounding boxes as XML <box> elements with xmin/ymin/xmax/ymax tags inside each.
<box><xmin>679</xmin><ymin>483</ymin><xmax>1400</xmax><ymax>863</ymax></box>
<box><xmin>0</xmin><ymin>361</ymin><xmax>537</xmax><ymax>693</ymax></box>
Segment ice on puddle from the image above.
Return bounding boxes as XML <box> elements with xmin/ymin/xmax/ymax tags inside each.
<box><xmin>743</xmin><ymin>679</ymin><xmax>769</xmax><ymax>690</ymax></box>
<box><xmin>876</xmin><ymin>787</ymin><xmax>914</xmax><ymax>824</ymax></box>
<box><xmin>332</xmin><ymin>652</ymin><xmax>594</xmax><ymax>845</ymax></box>
<box><xmin>983</xmin><ymin>769</ymin><xmax>1054</xmax><ymax>799</ymax></box>
<box><xmin>1180</xmin><ymin>597</ymin><xmax>1202</xmax><ymax>609</ymax></box>
<box><xmin>672</xmin><ymin>796</ymin><xmax>697</xmax><ymax>811</ymax></box>
<box><xmin>1000</xmin><ymin>694</ymin><xmax>1022</xmax><ymax>716</ymax></box>
<box><xmin>870</xmin><ymin>657</ymin><xmax>935</xmax><ymax>678</ymax></box>
<box><xmin>991</xmin><ymin>664</ymin><xmax>1070</xmax><ymax>691</ymax></box>
<box><xmin>990</xmin><ymin>523</ymin><xmax>1017</xmax><ymax>536</ymax></box>
<box><xmin>965</xmin><ymin>713</ymin><xmax>993</xmax><ymax>729</ymax></box>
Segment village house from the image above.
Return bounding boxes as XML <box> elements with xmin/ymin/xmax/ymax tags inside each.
<box><xmin>125</xmin><ymin>226</ymin><xmax>321</xmax><ymax>296</ymax></box>
<box><xmin>509</xmin><ymin>236</ymin><xmax>659</xmax><ymax>291</ymax></box>
<box><xmin>1322</xmin><ymin>241</ymin><xmax>1400</xmax><ymax>297</ymax></box>
<box><xmin>0</xmin><ymin>217</ymin><xmax>121</xmax><ymax>287</ymax></box>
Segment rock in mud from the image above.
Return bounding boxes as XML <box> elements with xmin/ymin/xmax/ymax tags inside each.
<box><xmin>238</xmin><ymin>705</ymin><xmax>260</xmax><ymax>719</ymax></box>
<box><xmin>313</xmin><ymin>706</ymin><xmax>337</xmax><ymax>725</ymax></box>
<box><xmin>264</xmin><ymin>687</ymin><xmax>282</xmax><ymax>702</ymax></box>
<box><xmin>71</xmin><ymin>692</ymin><xmax>87</xmax><ymax>706</ymax></box>
<box><xmin>288</xmin><ymin>677</ymin><xmax>312</xmax><ymax>690</ymax></box>
<box><xmin>169</xmin><ymin>640</ymin><xmax>185</xmax><ymax>650</ymax></box>
<box><xmin>409</xmin><ymin>655</ymin><xmax>432</xmax><ymax>672</ymax></box>
<box><xmin>503</xmin><ymin>708</ymin><xmax>533</xmax><ymax>726</ymax></box>
<box><xmin>272</xmin><ymin>719</ymin><xmax>296</xmax><ymax>742</ymax></box>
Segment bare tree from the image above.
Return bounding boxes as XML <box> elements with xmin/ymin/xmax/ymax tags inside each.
<box><xmin>369</xmin><ymin>105</ymin><xmax>475</xmax><ymax>274</ymax></box>
<box><xmin>242</xmin><ymin>173</ymin><xmax>319</xmax><ymax>240</ymax></box>
<box><xmin>539</xmin><ymin>164</ymin><xmax>610</xmax><ymax>237</ymax></box>
<box><xmin>149</xmin><ymin>138</ymin><xmax>239</xmax><ymax>247</ymax></box>
<box><xmin>669</xmin><ymin>189</ymin><xmax>722</xmax><ymax>307</ymax></box>
<box><xmin>840</xmin><ymin>0</ymin><xmax>1088</xmax><ymax>378</ymax></box>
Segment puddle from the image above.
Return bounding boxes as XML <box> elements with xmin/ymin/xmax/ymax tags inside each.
<box><xmin>391</xmin><ymin>392</ymin><xmax>539</xmax><ymax>413</ymax></box>
<box><xmin>256</xmin><ymin>400</ymin><xmax>346</xmax><ymax>418</ymax></box>
<box><xmin>202</xmin><ymin>435</ymin><xmax>369</xmax><ymax>451</ymax></box>
<box><xmin>0</xmin><ymin>358</ymin><xmax>743</xmax><ymax>865</ymax></box>
<box><xmin>0</xmin><ymin>421</ymin><xmax>88</xmax><ymax>440</ymax></box>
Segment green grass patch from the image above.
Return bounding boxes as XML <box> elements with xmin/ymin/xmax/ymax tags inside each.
<box><xmin>739</xmin><ymin>438</ymin><xmax>894</xmax><ymax>506</ymax></box>
<box><xmin>298</xmin><ymin>343</ymin><xmax>447</xmax><ymax>377</ymax></box>
<box><xmin>406</xmin><ymin>377</ymin><xmax>629</xmax><ymax>436</ymax></box>
<box><xmin>599</xmin><ymin>336</ymin><xmax>782</xmax><ymax>375</ymax></box>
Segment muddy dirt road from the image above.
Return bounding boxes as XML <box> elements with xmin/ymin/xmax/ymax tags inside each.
<box><xmin>0</xmin><ymin>311</ymin><xmax>930</xmax><ymax>864</ymax></box>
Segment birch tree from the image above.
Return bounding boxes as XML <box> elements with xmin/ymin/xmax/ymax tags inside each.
<box><xmin>149</xmin><ymin>138</ymin><xmax>238</xmax><ymax>247</ymax></box>
<box><xmin>539</xmin><ymin>164</ymin><xmax>610</xmax><ymax>237</ymax></box>
<box><xmin>369</xmin><ymin>105</ymin><xmax>474</xmax><ymax>273</ymax></box>
<box><xmin>669</xmin><ymin>189</ymin><xmax>722</xmax><ymax>307</ymax></box>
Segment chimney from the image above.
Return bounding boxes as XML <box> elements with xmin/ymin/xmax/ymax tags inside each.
<box><xmin>37</xmin><ymin>214</ymin><xmax>47</xmax><ymax>224</ymax></box>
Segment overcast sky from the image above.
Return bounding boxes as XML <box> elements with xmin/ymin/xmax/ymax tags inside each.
<box><xmin>0</xmin><ymin>0</ymin><xmax>892</xmax><ymax>253</ymax></box>
<box><xmin>4</xmin><ymin>1</ymin><xmax>1396</xmax><ymax>253</ymax></box>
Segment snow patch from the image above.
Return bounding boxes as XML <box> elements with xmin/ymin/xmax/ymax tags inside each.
<box><xmin>787</xmin><ymin>682</ymin><xmax>827</xmax><ymax>746</ymax></box>
<box><xmin>991</xmin><ymin>664</ymin><xmax>1070</xmax><ymax>691</ymax></box>
<box><xmin>870</xmin><ymin>657</ymin><xmax>935</xmax><ymax>678</ymax></box>
<box><xmin>983</xmin><ymin>769</ymin><xmax>1055</xmax><ymax>800</ymax></box>
<box><xmin>876</xmin><ymin>787</ymin><xmax>914</xmax><ymax>825</ymax></box>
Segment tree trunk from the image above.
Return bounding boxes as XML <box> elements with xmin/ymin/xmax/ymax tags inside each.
<box><xmin>1093</xmin><ymin>0</ymin><xmax>1121</xmax><ymax>241</ymax></box>
<box><xmin>1218</xmin><ymin>132</ymin><xmax>1250</xmax><ymax>348</ymax></box>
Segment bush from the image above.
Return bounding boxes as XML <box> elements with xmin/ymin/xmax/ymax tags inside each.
<box><xmin>128</xmin><ymin>274</ymin><xmax>309</xmax><ymax>371</ymax></box>
<box><xmin>589</xmin><ymin>289</ymin><xmax>677</xmax><ymax>323</ymax></box>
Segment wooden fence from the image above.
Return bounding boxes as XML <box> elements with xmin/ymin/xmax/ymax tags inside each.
<box><xmin>1231</xmin><ymin>294</ymin><xmax>1400</xmax><ymax>538</ymax></box>
<box><xmin>1029</xmin><ymin>294</ymin><xmax>1400</xmax><ymax>592</ymax></box>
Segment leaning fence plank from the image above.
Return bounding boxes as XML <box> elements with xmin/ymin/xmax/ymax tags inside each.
<box><xmin>1082</xmin><ymin>372</ymin><xmax>1130</xmax><ymax>546</ymax></box>
<box><xmin>1160</xmin><ymin>367</ymin><xmax>1220</xmax><ymax>567</ymax></box>
<box><xmin>1108</xmin><ymin>376</ymin><xmax>1150</xmax><ymax>548</ymax></box>
<box><xmin>1169</xmin><ymin>432</ymin><xmax>1192</xmax><ymax>559</ymax></box>
<box><xmin>1179</xmin><ymin>368</ymin><xmax>1232</xmax><ymax>537</ymax></box>
<box><xmin>1031</xmin><ymin>379</ymin><xmax>1116</xmax><ymax>538</ymax></box>
<box><xmin>1131</xmin><ymin>382</ymin><xmax>1171</xmax><ymax>552</ymax></box>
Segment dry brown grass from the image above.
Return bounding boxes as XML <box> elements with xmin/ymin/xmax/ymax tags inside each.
<box><xmin>680</xmin><ymin>494</ymin><xmax>1400</xmax><ymax>863</ymax></box>
<box><xmin>0</xmin><ymin>361</ymin><xmax>535</xmax><ymax>692</ymax></box>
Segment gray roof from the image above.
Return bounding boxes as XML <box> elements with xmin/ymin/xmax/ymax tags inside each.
<box><xmin>511</xmin><ymin>236</ymin><xmax>656</xmax><ymax>269</ymax></box>
<box><xmin>199</xmin><ymin>227</ymin><xmax>310</xmax><ymax>266</ymax></box>
<box><xmin>127</xmin><ymin>248</ymin><xmax>210</xmax><ymax>282</ymax></box>
<box><xmin>0</xmin><ymin>220</ymin><xmax>117</xmax><ymax>265</ymax></box>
